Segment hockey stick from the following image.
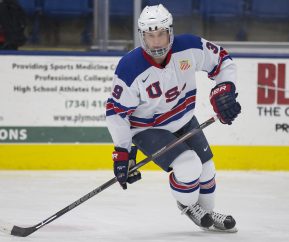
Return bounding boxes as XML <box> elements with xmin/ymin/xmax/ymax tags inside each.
<box><xmin>0</xmin><ymin>115</ymin><xmax>218</xmax><ymax>237</ymax></box>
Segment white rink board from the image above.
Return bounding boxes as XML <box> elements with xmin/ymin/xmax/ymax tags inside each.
<box><xmin>0</xmin><ymin>55</ymin><xmax>116</xmax><ymax>127</ymax></box>
<box><xmin>0</xmin><ymin>54</ymin><xmax>288</xmax><ymax>145</ymax></box>
<box><xmin>195</xmin><ymin>58</ymin><xmax>289</xmax><ymax>146</ymax></box>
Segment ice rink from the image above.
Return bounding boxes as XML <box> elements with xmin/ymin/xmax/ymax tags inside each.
<box><xmin>0</xmin><ymin>170</ymin><xmax>288</xmax><ymax>242</ymax></box>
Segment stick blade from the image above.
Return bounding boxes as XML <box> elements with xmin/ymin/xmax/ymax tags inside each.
<box><xmin>11</xmin><ymin>225</ymin><xmax>36</xmax><ymax>237</ymax></box>
<box><xmin>0</xmin><ymin>220</ymin><xmax>36</xmax><ymax>237</ymax></box>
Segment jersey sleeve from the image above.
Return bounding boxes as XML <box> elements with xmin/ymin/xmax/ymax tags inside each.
<box><xmin>196</xmin><ymin>38</ymin><xmax>237</xmax><ymax>86</ymax></box>
<box><xmin>106</xmin><ymin>69</ymin><xmax>140</xmax><ymax>152</ymax></box>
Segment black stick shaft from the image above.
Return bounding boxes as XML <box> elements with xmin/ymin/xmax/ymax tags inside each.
<box><xmin>9</xmin><ymin>115</ymin><xmax>218</xmax><ymax>237</ymax></box>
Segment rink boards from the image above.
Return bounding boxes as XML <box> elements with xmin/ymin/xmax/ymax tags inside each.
<box><xmin>0</xmin><ymin>144</ymin><xmax>289</xmax><ymax>170</ymax></box>
<box><xmin>0</xmin><ymin>51</ymin><xmax>288</xmax><ymax>170</ymax></box>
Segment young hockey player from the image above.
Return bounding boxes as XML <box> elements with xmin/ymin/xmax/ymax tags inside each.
<box><xmin>106</xmin><ymin>4</ymin><xmax>241</xmax><ymax>232</ymax></box>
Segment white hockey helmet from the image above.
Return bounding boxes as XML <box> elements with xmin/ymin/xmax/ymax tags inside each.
<box><xmin>138</xmin><ymin>4</ymin><xmax>174</xmax><ymax>58</ymax></box>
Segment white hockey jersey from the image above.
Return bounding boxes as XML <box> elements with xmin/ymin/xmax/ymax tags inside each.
<box><xmin>106</xmin><ymin>34</ymin><xmax>237</xmax><ymax>151</ymax></box>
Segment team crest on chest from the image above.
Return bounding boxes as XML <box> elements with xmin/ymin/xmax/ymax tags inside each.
<box><xmin>179</xmin><ymin>60</ymin><xmax>191</xmax><ymax>71</ymax></box>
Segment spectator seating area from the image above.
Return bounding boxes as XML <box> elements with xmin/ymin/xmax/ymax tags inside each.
<box><xmin>17</xmin><ymin>0</ymin><xmax>289</xmax><ymax>46</ymax></box>
<box><xmin>251</xmin><ymin>0</ymin><xmax>289</xmax><ymax>20</ymax></box>
<box><xmin>18</xmin><ymin>0</ymin><xmax>93</xmax><ymax>44</ymax></box>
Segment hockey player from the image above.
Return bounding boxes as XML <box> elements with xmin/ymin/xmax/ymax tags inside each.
<box><xmin>106</xmin><ymin>4</ymin><xmax>241</xmax><ymax>232</ymax></box>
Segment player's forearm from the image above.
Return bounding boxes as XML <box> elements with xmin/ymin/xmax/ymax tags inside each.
<box><xmin>214</xmin><ymin>61</ymin><xmax>237</xmax><ymax>86</ymax></box>
<box><xmin>106</xmin><ymin>115</ymin><xmax>132</xmax><ymax>152</ymax></box>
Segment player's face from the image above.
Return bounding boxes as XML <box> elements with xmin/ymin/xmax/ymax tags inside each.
<box><xmin>143</xmin><ymin>29</ymin><xmax>169</xmax><ymax>51</ymax></box>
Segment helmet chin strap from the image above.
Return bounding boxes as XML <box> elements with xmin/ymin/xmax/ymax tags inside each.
<box><xmin>149</xmin><ymin>47</ymin><xmax>169</xmax><ymax>58</ymax></box>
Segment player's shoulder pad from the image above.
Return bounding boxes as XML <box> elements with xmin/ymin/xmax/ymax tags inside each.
<box><xmin>172</xmin><ymin>34</ymin><xmax>203</xmax><ymax>53</ymax></box>
<box><xmin>115</xmin><ymin>47</ymin><xmax>151</xmax><ymax>87</ymax></box>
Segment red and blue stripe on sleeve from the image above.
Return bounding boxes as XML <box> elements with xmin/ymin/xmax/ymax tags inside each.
<box><xmin>208</xmin><ymin>48</ymin><xmax>232</xmax><ymax>79</ymax></box>
<box><xmin>106</xmin><ymin>98</ymin><xmax>136</xmax><ymax>118</ymax></box>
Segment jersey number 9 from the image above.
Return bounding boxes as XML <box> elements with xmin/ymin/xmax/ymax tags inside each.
<box><xmin>112</xmin><ymin>85</ymin><xmax>123</xmax><ymax>99</ymax></box>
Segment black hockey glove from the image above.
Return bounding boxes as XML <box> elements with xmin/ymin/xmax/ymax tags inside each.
<box><xmin>112</xmin><ymin>146</ymin><xmax>141</xmax><ymax>190</ymax></box>
<box><xmin>210</xmin><ymin>82</ymin><xmax>241</xmax><ymax>125</ymax></box>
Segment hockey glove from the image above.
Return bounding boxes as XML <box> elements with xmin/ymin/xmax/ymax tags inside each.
<box><xmin>210</xmin><ymin>82</ymin><xmax>241</xmax><ymax>125</ymax></box>
<box><xmin>112</xmin><ymin>146</ymin><xmax>141</xmax><ymax>190</ymax></box>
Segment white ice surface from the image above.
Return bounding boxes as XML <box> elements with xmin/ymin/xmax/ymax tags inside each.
<box><xmin>0</xmin><ymin>171</ymin><xmax>289</xmax><ymax>242</ymax></box>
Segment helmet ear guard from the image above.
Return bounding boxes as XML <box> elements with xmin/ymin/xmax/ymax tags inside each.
<box><xmin>138</xmin><ymin>4</ymin><xmax>174</xmax><ymax>58</ymax></box>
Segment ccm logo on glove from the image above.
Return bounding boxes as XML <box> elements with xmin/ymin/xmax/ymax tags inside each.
<box><xmin>210</xmin><ymin>84</ymin><xmax>231</xmax><ymax>96</ymax></box>
<box><xmin>112</xmin><ymin>152</ymin><xmax>128</xmax><ymax>161</ymax></box>
<box><xmin>210</xmin><ymin>82</ymin><xmax>241</xmax><ymax>125</ymax></box>
<box><xmin>112</xmin><ymin>146</ymin><xmax>141</xmax><ymax>190</ymax></box>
